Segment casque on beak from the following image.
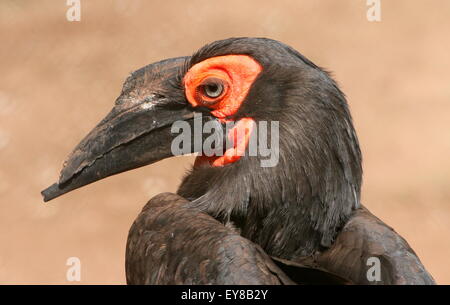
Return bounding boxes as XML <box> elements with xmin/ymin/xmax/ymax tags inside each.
<box><xmin>41</xmin><ymin>57</ymin><xmax>214</xmax><ymax>202</ymax></box>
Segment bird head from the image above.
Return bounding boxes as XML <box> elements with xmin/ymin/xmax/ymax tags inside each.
<box><xmin>42</xmin><ymin>38</ymin><xmax>362</xmax><ymax>256</ymax></box>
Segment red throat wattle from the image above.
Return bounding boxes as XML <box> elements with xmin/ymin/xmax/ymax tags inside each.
<box><xmin>184</xmin><ymin>55</ymin><xmax>262</xmax><ymax>167</ymax></box>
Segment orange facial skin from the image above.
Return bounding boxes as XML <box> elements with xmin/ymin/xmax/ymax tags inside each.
<box><xmin>211</xmin><ymin>118</ymin><xmax>255</xmax><ymax>167</ymax></box>
<box><xmin>184</xmin><ymin>55</ymin><xmax>262</xmax><ymax>119</ymax></box>
<box><xmin>184</xmin><ymin>55</ymin><xmax>262</xmax><ymax>167</ymax></box>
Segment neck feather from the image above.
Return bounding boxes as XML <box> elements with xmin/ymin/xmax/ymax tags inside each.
<box><xmin>177</xmin><ymin>71</ymin><xmax>362</xmax><ymax>259</ymax></box>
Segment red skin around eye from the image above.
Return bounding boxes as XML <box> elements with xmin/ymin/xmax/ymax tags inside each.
<box><xmin>184</xmin><ymin>55</ymin><xmax>262</xmax><ymax>167</ymax></box>
<box><xmin>184</xmin><ymin>55</ymin><xmax>262</xmax><ymax>118</ymax></box>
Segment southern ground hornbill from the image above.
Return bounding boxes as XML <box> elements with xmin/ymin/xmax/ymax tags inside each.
<box><xmin>41</xmin><ymin>37</ymin><xmax>435</xmax><ymax>285</ymax></box>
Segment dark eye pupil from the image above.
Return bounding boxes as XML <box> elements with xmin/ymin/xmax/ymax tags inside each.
<box><xmin>203</xmin><ymin>82</ymin><xmax>223</xmax><ymax>98</ymax></box>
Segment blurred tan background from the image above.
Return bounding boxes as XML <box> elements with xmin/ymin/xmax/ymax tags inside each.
<box><xmin>0</xmin><ymin>0</ymin><xmax>449</xmax><ymax>284</ymax></box>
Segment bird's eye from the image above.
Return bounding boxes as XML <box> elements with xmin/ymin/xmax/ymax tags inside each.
<box><xmin>203</xmin><ymin>83</ymin><xmax>223</xmax><ymax>98</ymax></box>
<box><xmin>198</xmin><ymin>78</ymin><xmax>226</xmax><ymax>101</ymax></box>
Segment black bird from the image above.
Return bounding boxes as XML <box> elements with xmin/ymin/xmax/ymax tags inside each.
<box><xmin>42</xmin><ymin>38</ymin><xmax>435</xmax><ymax>285</ymax></box>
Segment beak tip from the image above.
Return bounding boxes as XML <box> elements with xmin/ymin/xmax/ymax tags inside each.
<box><xmin>41</xmin><ymin>183</ymin><xmax>60</xmax><ymax>203</ymax></box>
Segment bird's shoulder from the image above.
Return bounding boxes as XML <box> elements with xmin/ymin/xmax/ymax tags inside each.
<box><xmin>310</xmin><ymin>206</ymin><xmax>435</xmax><ymax>284</ymax></box>
<box><xmin>126</xmin><ymin>192</ymin><xmax>294</xmax><ymax>284</ymax></box>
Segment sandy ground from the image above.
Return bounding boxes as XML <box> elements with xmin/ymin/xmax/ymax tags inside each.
<box><xmin>0</xmin><ymin>0</ymin><xmax>449</xmax><ymax>284</ymax></box>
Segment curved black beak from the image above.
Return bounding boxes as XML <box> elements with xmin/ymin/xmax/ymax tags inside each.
<box><xmin>41</xmin><ymin>57</ymin><xmax>208</xmax><ymax>202</ymax></box>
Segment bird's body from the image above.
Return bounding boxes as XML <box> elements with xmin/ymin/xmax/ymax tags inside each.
<box><xmin>42</xmin><ymin>38</ymin><xmax>435</xmax><ymax>285</ymax></box>
<box><xmin>125</xmin><ymin>194</ymin><xmax>433</xmax><ymax>285</ymax></box>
